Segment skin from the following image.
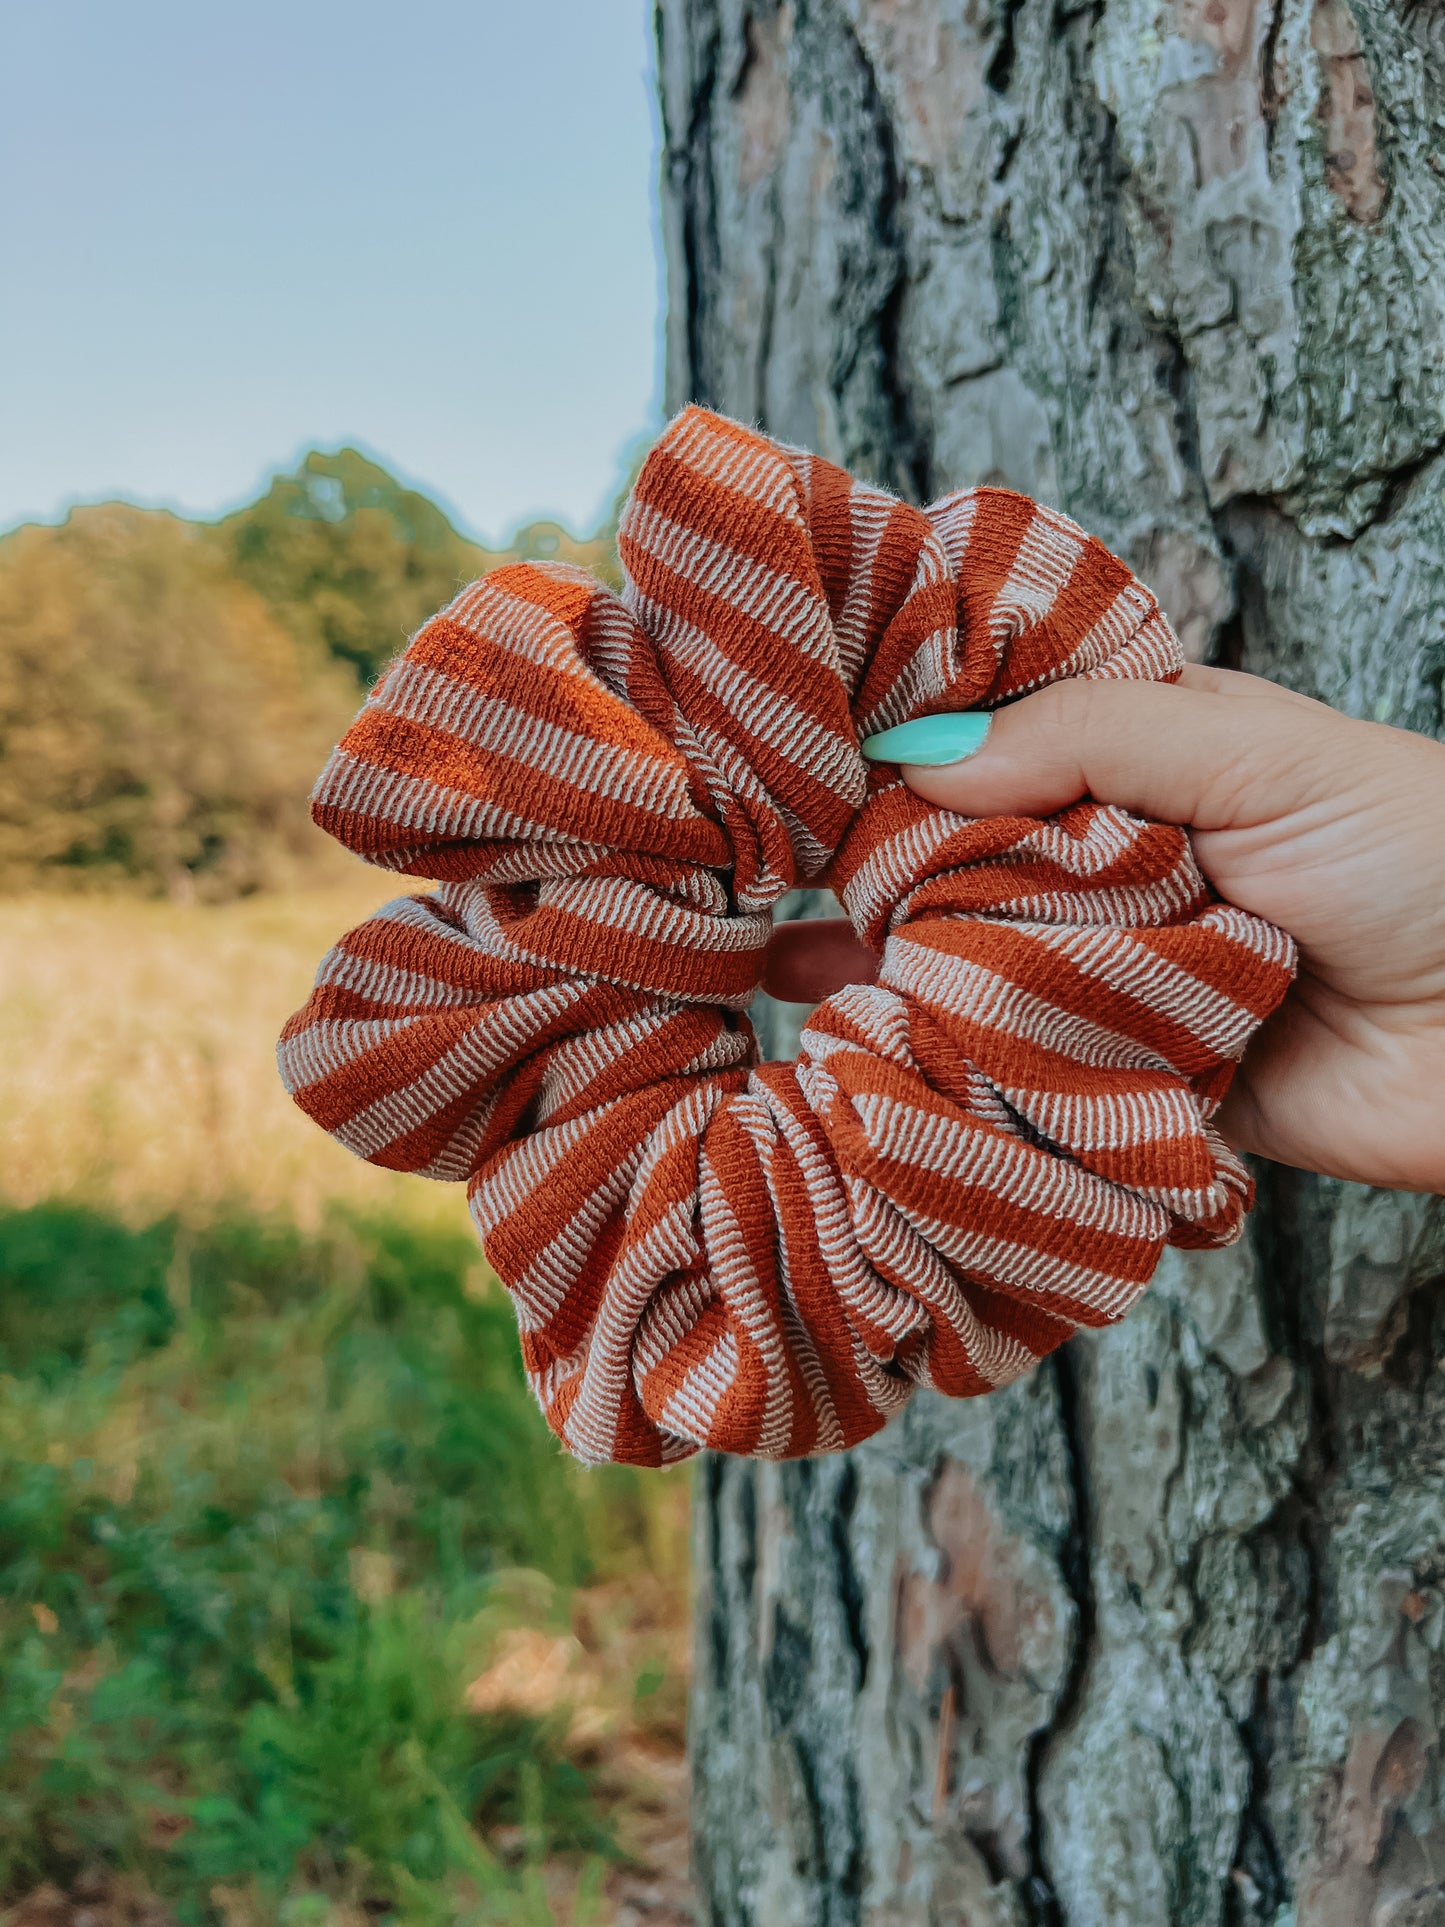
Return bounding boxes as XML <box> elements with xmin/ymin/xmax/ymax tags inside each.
<box><xmin>765</xmin><ymin>666</ymin><xmax>1445</xmax><ymax>1192</ymax></box>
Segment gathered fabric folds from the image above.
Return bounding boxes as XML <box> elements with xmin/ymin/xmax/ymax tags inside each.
<box><xmin>279</xmin><ymin>407</ymin><xmax>1295</xmax><ymax>1465</ymax></box>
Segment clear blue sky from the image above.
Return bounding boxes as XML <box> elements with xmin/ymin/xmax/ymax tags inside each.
<box><xmin>0</xmin><ymin>1</ymin><xmax>662</xmax><ymax>543</ymax></box>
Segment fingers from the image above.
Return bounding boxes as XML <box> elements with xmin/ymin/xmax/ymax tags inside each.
<box><xmin>884</xmin><ymin>668</ymin><xmax>1343</xmax><ymax>831</ymax></box>
<box><xmin>761</xmin><ymin>669</ymin><xmax>1336</xmax><ymax>1005</ymax></box>
<box><xmin>1176</xmin><ymin>664</ymin><xmax>1323</xmax><ymax>709</ymax></box>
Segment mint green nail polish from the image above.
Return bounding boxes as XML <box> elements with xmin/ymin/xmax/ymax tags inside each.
<box><xmin>859</xmin><ymin>711</ymin><xmax>991</xmax><ymax>766</ymax></box>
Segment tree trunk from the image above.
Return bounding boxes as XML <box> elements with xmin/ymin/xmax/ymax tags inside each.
<box><xmin>655</xmin><ymin>1</ymin><xmax>1445</xmax><ymax>1919</ymax></box>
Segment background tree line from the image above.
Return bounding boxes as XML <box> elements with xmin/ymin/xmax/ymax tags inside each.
<box><xmin>0</xmin><ymin>452</ymin><xmax>617</xmax><ymax>900</ymax></box>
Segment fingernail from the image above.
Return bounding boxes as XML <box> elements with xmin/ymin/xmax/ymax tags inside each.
<box><xmin>859</xmin><ymin>712</ymin><xmax>991</xmax><ymax>766</ymax></box>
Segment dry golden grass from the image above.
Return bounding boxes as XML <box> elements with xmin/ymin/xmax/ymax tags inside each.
<box><xmin>0</xmin><ymin>868</ymin><xmax>472</xmax><ymax>1229</ymax></box>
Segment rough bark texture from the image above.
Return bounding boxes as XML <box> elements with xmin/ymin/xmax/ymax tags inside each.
<box><xmin>656</xmin><ymin>1</ymin><xmax>1445</xmax><ymax>1919</ymax></box>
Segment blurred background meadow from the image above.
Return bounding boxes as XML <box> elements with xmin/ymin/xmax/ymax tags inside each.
<box><xmin>0</xmin><ymin>5</ymin><xmax>690</xmax><ymax>1923</ymax></box>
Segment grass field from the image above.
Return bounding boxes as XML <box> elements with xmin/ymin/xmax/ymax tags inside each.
<box><xmin>0</xmin><ymin>879</ymin><xmax>692</xmax><ymax>1927</ymax></box>
<box><xmin>0</xmin><ymin>879</ymin><xmax>467</xmax><ymax>1227</ymax></box>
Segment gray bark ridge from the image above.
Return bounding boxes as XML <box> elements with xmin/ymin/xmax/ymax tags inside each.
<box><xmin>659</xmin><ymin>0</ymin><xmax>1445</xmax><ymax>1919</ymax></box>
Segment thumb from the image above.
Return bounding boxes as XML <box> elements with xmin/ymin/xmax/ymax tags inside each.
<box><xmin>864</xmin><ymin>666</ymin><xmax>1337</xmax><ymax>831</ymax></box>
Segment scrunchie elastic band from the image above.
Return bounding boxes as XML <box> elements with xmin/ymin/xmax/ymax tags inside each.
<box><xmin>279</xmin><ymin>408</ymin><xmax>1295</xmax><ymax>1465</ymax></box>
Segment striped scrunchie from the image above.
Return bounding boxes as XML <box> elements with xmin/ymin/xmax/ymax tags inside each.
<box><xmin>279</xmin><ymin>408</ymin><xmax>1295</xmax><ymax>1465</ymax></box>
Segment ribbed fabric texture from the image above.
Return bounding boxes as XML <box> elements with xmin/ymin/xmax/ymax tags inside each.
<box><xmin>279</xmin><ymin>407</ymin><xmax>1295</xmax><ymax>1465</ymax></box>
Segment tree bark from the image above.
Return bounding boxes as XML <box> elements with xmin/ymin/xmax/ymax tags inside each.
<box><xmin>655</xmin><ymin>1</ymin><xmax>1445</xmax><ymax>1920</ymax></box>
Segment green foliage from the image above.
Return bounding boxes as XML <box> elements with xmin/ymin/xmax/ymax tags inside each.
<box><xmin>215</xmin><ymin>450</ymin><xmax>615</xmax><ymax>689</ymax></box>
<box><xmin>0</xmin><ymin>446</ymin><xmax>626</xmax><ymax>901</ymax></box>
<box><xmin>0</xmin><ymin>1205</ymin><xmax>655</xmax><ymax>1921</ymax></box>
<box><xmin>214</xmin><ymin>451</ymin><xmax>487</xmax><ymax>690</ymax></box>
<box><xmin>0</xmin><ymin>508</ymin><xmax>354</xmax><ymax>898</ymax></box>
<box><xmin>0</xmin><ymin>1206</ymin><xmax>177</xmax><ymax>1385</ymax></box>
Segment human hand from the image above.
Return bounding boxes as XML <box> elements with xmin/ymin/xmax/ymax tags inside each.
<box><xmin>766</xmin><ymin>667</ymin><xmax>1445</xmax><ymax>1192</ymax></box>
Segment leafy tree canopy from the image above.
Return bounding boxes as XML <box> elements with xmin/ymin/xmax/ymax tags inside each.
<box><xmin>216</xmin><ymin>448</ymin><xmax>614</xmax><ymax>687</ymax></box>
<box><xmin>0</xmin><ymin>445</ymin><xmax>623</xmax><ymax>897</ymax></box>
<box><xmin>0</xmin><ymin>505</ymin><xmax>353</xmax><ymax>898</ymax></box>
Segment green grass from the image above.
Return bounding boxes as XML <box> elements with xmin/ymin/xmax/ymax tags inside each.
<box><xmin>0</xmin><ymin>1205</ymin><xmax>678</xmax><ymax>1925</ymax></box>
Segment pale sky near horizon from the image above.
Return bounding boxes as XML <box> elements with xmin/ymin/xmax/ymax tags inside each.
<box><xmin>0</xmin><ymin>1</ymin><xmax>662</xmax><ymax>544</ymax></box>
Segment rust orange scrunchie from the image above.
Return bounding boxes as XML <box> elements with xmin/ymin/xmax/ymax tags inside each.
<box><xmin>279</xmin><ymin>408</ymin><xmax>1295</xmax><ymax>1465</ymax></box>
